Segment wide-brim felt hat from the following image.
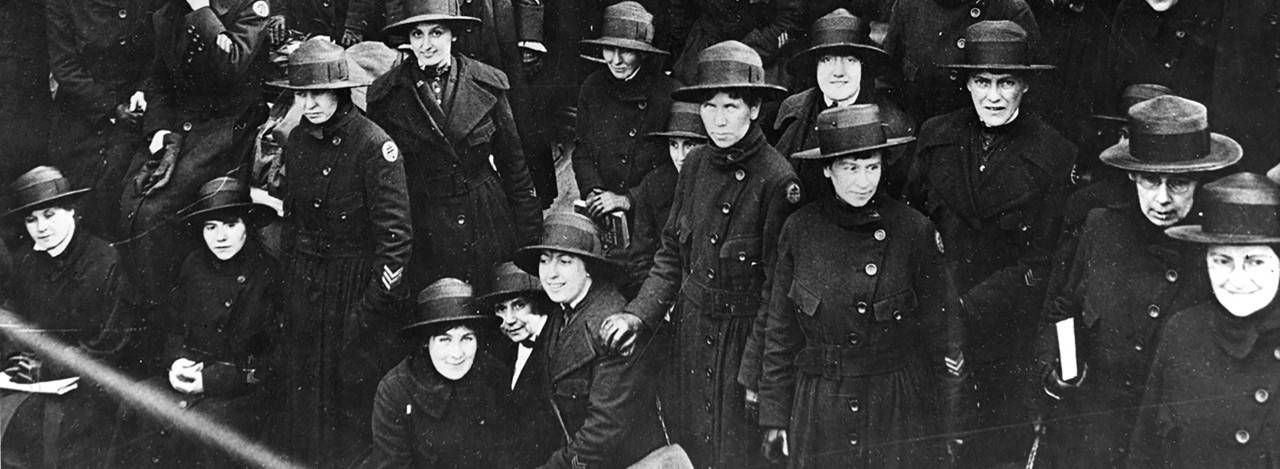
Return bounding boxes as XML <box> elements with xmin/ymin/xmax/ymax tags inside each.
<box><xmin>514</xmin><ymin>212</ymin><xmax>621</xmax><ymax>277</ymax></box>
<box><xmin>579</xmin><ymin>1</ymin><xmax>667</xmax><ymax>55</ymax></box>
<box><xmin>5</xmin><ymin>166</ymin><xmax>89</xmax><ymax>218</ymax></box>
<box><xmin>792</xmin><ymin>104</ymin><xmax>916</xmax><ymax>160</ymax></box>
<box><xmin>267</xmin><ymin>37</ymin><xmax>370</xmax><ymax>90</ymax></box>
<box><xmin>477</xmin><ymin>261</ymin><xmax>544</xmax><ymax>303</ymax></box>
<box><xmin>942</xmin><ymin>20</ymin><xmax>1055</xmax><ymax>71</ymax></box>
<box><xmin>788</xmin><ymin>9</ymin><xmax>889</xmax><ymax>75</ymax></box>
<box><xmin>644</xmin><ymin>101</ymin><xmax>708</xmax><ymax>140</ymax></box>
<box><xmin>1092</xmin><ymin>83</ymin><xmax>1175</xmax><ymax>122</ymax></box>
<box><xmin>672</xmin><ymin>41</ymin><xmax>789</xmax><ymax>102</ymax></box>
<box><xmin>400</xmin><ymin>278</ymin><xmax>494</xmax><ymax>337</ymax></box>
<box><xmin>1166</xmin><ymin>172</ymin><xmax>1280</xmax><ymax>244</ymax></box>
<box><xmin>383</xmin><ymin>0</ymin><xmax>481</xmax><ymax>36</ymax></box>
<box><xmin>1100</xmin><ymin>95</ymin><xmax>1242</xmax><ymax>174</ymax></box>
<box><xmin>182</xmin><ymin>177</ymin><xmax>279</xmax><ymax>226</ymax></box>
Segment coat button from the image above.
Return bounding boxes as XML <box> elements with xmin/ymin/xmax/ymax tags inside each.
<box><xmin>1133</xmin><ymin>343</ymin><xmax>1144</xmax><ymax>352</ymax></box>
<box><xmin>1236</xmin><ymin>429</ymin><xmax>1251</xmax><ymax>444</ymax></box>
<box><xmin>313</xmin><ymin>198</ymin><xmax>323</xmax><ymax>209</ymax></box>
<box><xmin>118</xmin><ymin>9</ymin><xmax>128</xmax><ymax>18</ymax></box>
<box><xmin>1175</xmin><ymin>30</ymin><xmax>1186</xmax><ymax>38</ymax></box>
<box><xmin>332</xmin><ymin>136</ymin><xmax>342</xmax><ymax>146</ymax></box>
<box><xmin>183</xmin><ymin>122</ymin><xmax>193</xmax><ymax>131</ymax></box>
<box><xmin>874</xmin><ymin>229</ymin><xmax>886</xmax><ymax>241</ymax></box>
<box><xmin>970</xmin><ymin>7</ymin><xmax>981</xmax><ymax>17</ymax></box>
<box><xmin>737</xmin><ymin>252</ymin><xmax>747</xmax><ymax>262</ymax></box>
<box><xmin>706</xmin><ymin>268</ymin><xmax>716</xmax><ymax>280</ymax></box>
<box><xmin>457</xmin><ymin>215</ymin><xmax>466</xmax><ymax>225</ymax></box>
<box><xmin>1274</xmin><ymin>347</ymin><xmax>1280</xmax><ymax>360</ymax></box>
<box><xmin>865</xmin><ymin>263</ymin><xmax>878</xmax><ymax>276</ymax></box>
<box><xmin>322</xmin><ymin>167</ymin><xmax>332</xmax><ymax>176</ymax></box>
<box><xmin>1165</xmin><ymin>270</ymin><xmax>1178</xmax><ymax>282</ymax></box>
<box><xmin>705</xmin><ymin>368</ymin><xmax>712</xmax><ymax>378</ymax></box>
<box><xmin>720</xmin><ymin>203</ymin><xmax>732</xmax><ymax>215</ymax></box>
<box><xmin>848</xmin><ymin>399</ymin><xmax>861</xmax><ymax>413</ymax></box>
<box><xmin>705</xmin><ymin>335</ymin><xmax>714</xmax><ymax>346</ymax></box>
<box><xmin>224</xmin><ymin>300</ymin><xmax>232</xmax><ymax>308</ymax></box>
<box><xmin>1148</xmin><ymin>305</ymin><xmax>1160</xmax><ymax>318</ymax></box>
<box><xmin>1257</xmin><ymin>389</ymin><xmax>1270</xmax><ymax>404</ymax></box>
<box><xmin>848</xmin><ymin>432</ymin><xmax>859</xmax><ymax>446</ymax></box>
<box><xmin>1163</xmin><ymin>61</ymin><xmax>1173</xmax><ymax>69</ymax></box>
<box><xmin>709</xmin><ymin>234</ymin><xmax>718</xmax><ymax>245</ymax></box>
<box><xmin>638</xmin><ymin>102</ymin><xmax>647</xmax><ymax>110</ymax></box>
<box><xmin>734</xmin><ymin>169</ymin><xmax>745</xmax><ymax>181</ymax></box>
<box><xmin>855</xmin><ymin>301</ymin><xmax>868</xmax><ymax>314</ymax></box>
<box><xmin>847</xmin><ymin>332</ymin><xmax>860</xmax><ymax>345</ymax></box>
<box><xmin>236</xmin><ymin>275</ymin><xmax>246</xmax><ymax>284</ymax></box>
<box><xmin>956</xmin><ymin>37</ymin><xmax>966</xmax><ymax>49</ymax></box>
<box><xmin>705</xmin><ymin>400</ymin><xmax>712</xmax><ymax>412</ymax></box>
<box><xmin>628</xmin><ymin>129</ymin><xmax>637</xmax><ymax>137</ymax></box>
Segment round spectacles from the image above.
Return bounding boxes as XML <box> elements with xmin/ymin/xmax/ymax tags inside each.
<box><xmin>1132</xmin><ymin>174</ymin><xmax>1195</xmax><ymax>194</ymax></box>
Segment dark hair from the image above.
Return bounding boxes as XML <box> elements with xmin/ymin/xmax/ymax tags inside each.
<box><xmin>692</xmin><ymin>88</ymin><xmax>764</xmax><ymax>108</ymax></box>
<box><xmin>415</xmin><ymin>320</ymin><xmax>483</xmax><ymax>343</ymax></box>
<box><xmin>824</xmin><ymin>150</ymin><xmax>885</xmax><ymax>168</ymax></box>
<box><xmin>486</xmin><ymin>291</ymin><xmax>553</xmax><ymax>317</ymax></box>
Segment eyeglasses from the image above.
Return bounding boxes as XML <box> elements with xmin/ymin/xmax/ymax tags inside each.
<box><xmin>1131</xmin><ymin>174</ymin><xmax>1196</xmax><ymax>194</ymax></box>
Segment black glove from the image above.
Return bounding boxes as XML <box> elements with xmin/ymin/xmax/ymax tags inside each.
<box><xmin>114</xmin><ymin>103</ymin><xmax>144</xmax><ymax>125</ymax></box>
<box><xmin>4</xmin><ymin>354</ymin><xmax>42</xmax><ymax>384</ymax></box>
<box><xmin>267</xmin><ymin>15</ymin><xmax>288</xmax><ymax>47</ymax></box>
<box><xmin>1043</xmin><ymin>362</ymin><xmax>1087</xmax><ymax>401</ymax></box>
<box><xmin>135</xmin><ymin>133</ymin><xmax>183</xmax><ymax>196</ymax></box>
<box><xmin>339</xmin><ymin>29</ymin><xmax>364</xmax><ymax>48</ymax></box>
<box><xmin>761</xmin><ymin>428</ymin><xmax>787</xmax><ymax>463</ymax></box>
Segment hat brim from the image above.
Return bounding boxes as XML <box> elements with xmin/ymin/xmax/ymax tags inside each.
<box><xmin>513</xmin><ymin>245</ymin><xmax>621</xmax><ymax>278</ymax></box>
<box><xmin>476</xmin><ymin>285</ymin><xmax>546</xmax><ymax>304</ymax></box>
<box><xmin>942</xmin><ymin>64</ymin><xmax>1056</xmax><ymax>71</ymax></box>
<box><xmin>1090</xmin><ymin>114</ymin><xmax>1127</xmax><ymax>123</ymax></box>
<box><xmin>4</xmin><ymin>188</ymin><xmax>91</xmax><ymax>218</ymax></box>
<box><xmin>399</xmin><ymin>314</ymin><xmax>495</xmax><ymax>338</ymax></box>
<box><xmin>1099</xmin><ymin>133</ymin><xmax>1243</xmax><ymax>174</ymax></box>
<box><xmin>266</xmin><ymin>79</ymin><xmax>370</xmax><ymax>90</ymax></box>
<box><xmin>787</xmin><ymin>43</ymin><xmax>890</xmax><ymax>75</ymax></box>
<box><xmin>383</xmin><ymin>15</ymin><xmax>481</xmax><ymax>36</ymax></box>
<box><xmin>644</xmin><ymin>130</ymin><xmax>708</xmax><ymax>140</ymax></box>
<box><xmin>791</xmin><ymin>136</ymin><xmax>916</xmax><ymax>160</ymax></box>
<box><xmin>671</xmin><ymin>83</ymin><xmax>790</xmax><ymax>102</ymax></box>
<box><xmin>1165</xmin><ymin>225</ymin><xmax>1280</xmax><ymax>245</ymax></box>
<box><xmin>182</xmin><ymin>203</ymin><xmax>280</xmax><ymax>226</ymax></box>
<box><xmin>580</xmin><ymin>38</ymin><xmax>669</xmax><ymax>55</ymax></box>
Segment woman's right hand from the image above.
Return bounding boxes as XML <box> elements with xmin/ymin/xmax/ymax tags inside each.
<box><xmin>761</xmin><ymin>428</ymin><xmax>788</xmax><ymax>462</ymax></box>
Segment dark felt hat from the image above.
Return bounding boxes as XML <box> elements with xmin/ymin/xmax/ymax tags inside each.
<box><xmin>1100</xmin><ymin>96</ymin><xmax>1242</xmax><ymax>174</ymax></box>
<box><xmin>791</xmin><ymin>104</ymin><xmax>915</xmax><ymax>160</ymax></box>
<box><xmin>644</xmin><ymin>101</ymin><xmax>708</xmax><ymax>140</ymax></box>
<box><xmin>579</xmin><ymin>1</ymin><xmax>667</xmax><ymax>55</ymax></box>
<box><xmin>942</xmin><ymin>20</ymin><xmax>1054</xmax><ymax>71</ymax></box>
<box><xmin>671</xmin><ymin>41</ymin><xmax>788</xmax><ymax>102</ymax></box>
<box><xmin>1092</xmin><ymin>83</ymin><xmax>1175</xmax><ymax>122</ymax></box>
<box><xmin>1166</xmin><ymin>173</ymin><xmax>1280</xmax><ymax>244</ymax></box>
<box><xmin>400</xmin><ymin>278</ymin><xmax>493</xmax><ymax>337</ymax></box>
<box><xmin>383</xmin><ymin>0</ymin><xmax>480</xmax><ymax>36</ymax></box>
<box><xmin>477</xmin><ymin>261</ymin><xmax>544</xmax><ymax>303</ymax></box>
<box><xmin>182</xmin><ymin>177</ymin><xmax>278</xmax><ymax>226</ymax></box>
<box><xmin>267</xmin><ymin>37</ymin><xmax>369</xmax><ymax>90</ymax></box>
<box><xmin>788</xmin><ymin>9</ymin><xmax>888</xmax><ymax>75</ymax></box>
<box><xmin>5</xmin><ymin>166</ymin><xmax>89</xmax><ymax>218</ymax></box>
<box><xmin>514</xmin><ymin>212</ymin><xmax>620</xmax><ymax>276</ymax></box>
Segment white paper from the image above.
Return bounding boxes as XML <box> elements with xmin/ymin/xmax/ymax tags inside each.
<box><xmin>1056</xmin><ymin>318</ymin><xmax>1078</xmax><ymax>381</ymax></box>
<box><xmin>0</xmin><ymin>374</ymin><xmax>79</xmax><ymax>395</ymax></box>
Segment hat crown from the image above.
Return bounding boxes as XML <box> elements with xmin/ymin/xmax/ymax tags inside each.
<box><xmin>189</xmin><ymin>177</ymin><xmax>253</xmax><ymax>216</ymax></box>
<box><xmin>284</xmin><ymin>37</ymin><xmax>350</xmax><ymax>88</ymax></box>
<box><xmin>809</xmin><ymin>9</ymin><xmax>873</xmax><ymax>48</ymax></box>
<box><xmin>1130</xmin><ymin>95</ymin><xmax>1208</xmax><ymax>135</ymax></box>
<box><xmin>419</xmin><ymin>277</ymin><xmax>473</xmax><ymax>304</ymax></box>
<box><xmin>1197</xmin><ymin>173</ymin><xmax>1280</xmax><ymax>240</ymax></box>
<box><xmin>7</xmin><ymin>166</ymin><xmax>83</xmax><ymax>217</ymax></box>
<box><xmin>537</xmin><ymin>212</ymin><xmax>605</xmax><ymax>257</ymax></box>
<box><xmin>694</xmin><ymin>40</ymin><xmax>768</xmax><ymax>89</ymax></box>
<box><xmin>395</xmin><ymin>0</ymin><xmax>465</xmax><ymax>20</ymax></box>
<box><xmin>10</xmin><ymin>166</ymin><xmax>71</xmax><ymax>195</ymax></box>
<box><xmin>484</xmin><ymin>261</ymin><xmax>541</xmax><ymax>299</ymax></box>
<box><xmin>965</xmin><ymin>20</ymin><xmax>1029</xmax><ymax>42</ymax></box>
<box><xmin>665</xmin><ymin>101</ymin><xmax>707</xmax><ymax>137</ymax></box>
<box><xmin>406</xmin><ymin>277</ymin><xmax>486</xmax><ymax>333</ymax></box>
<box><xmin>950</xmin><ymin>20</ymin><xmax>1041</xmax><ymax>69</ymax></box>
<box><xmin>1120</xmin><ymin>83</ymin><xmax>1174</xmax><ymax>111</ymax></box>
<box><xmin>816</xmin><ymin>104</ymin><xmax>888</xmax><ymax>155</ymax></box>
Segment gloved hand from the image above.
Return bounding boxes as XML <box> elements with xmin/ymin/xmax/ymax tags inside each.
<box><xmin>599</xmin><ymin>313</ymin><xmax>644</xmax><ymax>356</ymax></box>
<box><xmin>1043</xmin><ymin>362</ymin><xmax>1087</xmax><ymax>401</ymax></box>
<box><xmin>168</xmin><ymin>358</ymin><xmax>204</xmax><ymax>394</ymax></box>
<box><xmin>761</xmin><ymin>428</ymin><xmax>788</xmax><ymax>463</ymax></box>
<box><xmin>136</xmin><ymin>132</ymin><xmax>183</xmax><ymax>195</ymax></box>
<box><xmin>520</xmin><ymin>48</ymin><xmax>544</xmax><ymax>78</ymax></box>
<box><xmin>339</xmin><ymin>29</ymin><xmax>364</xmax><ymax>48</ymax></box>
<box><xmin>4</xmin><ymin>354</ymin><xmax>42</xmax><ymax>384</ymax></box>
<box><xmin>114</xmin><ymin>103</ymin><xmax>144</xmax><ymax>126</ymax></box>
<box><xmin>267</xmin><ymin>15</ymin><xmax>288</xmax><ymax>46</ymax></box>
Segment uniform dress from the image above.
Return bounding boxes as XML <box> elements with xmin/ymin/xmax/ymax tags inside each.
<box><xmin>279</xmin><ymin>101</ymin><xmax>413</xmax><ymax>467</ymax></box>
<box><xmin>367</xmin><ymin>54</ymin><xmax>541</xmax><ymax>294</ymax></box>
<box><xmin>118</xmin><ymin>0</ymin><xmax>270</xmax><ymax>309</ymax></box>
<box><xmin>1128</xmin><ymin>300</ymin><xmax>1280</xmax><ymax>468</ymax></box>
<box><xmin>116</xmin><ymin>240</ymin><xmax>283</xmax><ymax>468</ymax></box>
<box><xmin>882</xmin><ymin>0</ymin><xmax>1039</xmax><ymax>121</ymax></box>
<box><xmin>626</xmin><ymin>124</ymin><xmax>799</xmax><ymax>469</ymax></box>
<box><xmin>1</xmin><ymin>230</ymin><xmax>137</xmax><ymax>468</ymax></box>
<box><xmin>45</xmin><ymin>0</ymin><xmax>161</xmax><ymax>240</ymax></box>
<box><xmin>667</xmin><ymin>0</ymin><xmax>804</xmax><ymax>86</ymax></box>
<box><xmin>1033</xmin><ymin>203</ymin><xmax>1209</xmax><ymax>468</ymax></box>
<box><xmin>540</xmin><ymin>281</ymin><xmax>666</xmax><ymax>469</ymax></box>
<box><xmin>625</xmin><ymin>162</ymin><xmax>678</xmax><ymax>296</ymax></box>
<box><xmin>773</xmin><ymin>87</ymin><xmax>915</xmax><ymax>203</ymax></box>
<box><xmin>908</xmin><ymin>107</ymin><xmax>1075</xmax><ymax>464</ymax></box>
<box><xmin>367</xmin><ymin>350</ymin><xmax>513</xmax><ymax>468</ymax></box>
<box><xmin>759</xmin><ymin>195</ymin><xmax>966</xmax><ymax>469</ymax></box>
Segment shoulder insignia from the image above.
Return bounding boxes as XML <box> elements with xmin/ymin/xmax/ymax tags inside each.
<box><xmin>785</xmin><ymin>181</ymin><xmax>801</xmax><ymax>205</ymax></box>
<box><xmin>935</xmin><ymin>231</ymin><xmax>945</xmax><ymax>254</ymax></box>
<box><xmin>945</xmin><ymin>352</ymin><xmax>964</xmax><ymax>376</ymax></box>
<box><xmin>381</xmin><ymin>141</ymin><xmax>399</xmax><ymax>162</ymax></box>
<box><xmin>252</xmin><ymin>0</ymin><xmax>270</xmax><ymax>17</ymax></box>
<box><xmin>381</xmin><ymin>265</ymin><xmax>403</xmax><ymax>290</ymax></box>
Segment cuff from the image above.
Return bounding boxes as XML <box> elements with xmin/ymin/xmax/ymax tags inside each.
<box><xmin>518</xmin><ymin>41</ymin><xmax>548</xmax><ymax>53</ymax></box>
<box><xmin>187</xmin><ymin>7</ymin><xmax>228</xmax><ymax>44</ymax></box>
<box><xmin>201</xmin><ymin>361</ymin><xmax>246</xmax><ymax>396</ymax></box>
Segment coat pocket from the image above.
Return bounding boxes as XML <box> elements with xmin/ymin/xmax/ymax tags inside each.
<box><xmin>323</xmin><ymin>192</ymin><xmax>365</xmax><ymax>237</ymax></box>
<box><xmin>871</xmin><ymin>289</ymin><xmax>918</xmax><ymax>323</ymax></box>
<box><xmin>719</xmin><ymin>236</ymin><xmax>763</xmax><ymax>289</ymax></box>
<box><xmin>788</xmin><ymin>281</ymin><xmax>820</xmax><ymax>317</ymax></box>
<box><xmin>466</xmin><ymin>117</ymin><xmax>496</xmax><ymax>148</ymax></box>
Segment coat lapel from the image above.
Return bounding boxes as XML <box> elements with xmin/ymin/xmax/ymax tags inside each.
<box><xmin>443</xmin><ymin>59</ymin><xmax>498</xmax><ymax>145</ymax></box>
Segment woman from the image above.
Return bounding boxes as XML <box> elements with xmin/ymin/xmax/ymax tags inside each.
<box><xmin>367</xmin><ymin>277</ymin><xmax>512</xmax><ymax>468</ymax></box>
<box><xmin>1129</xmin><ymin>172</ymin><xmax>1280</xmax><ymax>468</ymax></box>
<box><xmin>775</xmin><ymin>9</ymin><xmax>914</xmax><ymax>204</ymax></box>
<box><xmin>1</xmin><ymin>166</ymin><xmax>137</xmax><ymax>467</ymax></box>
<box><xmin>758</xmin><ymin>105</ymin><xmax>967</xmax><ymax>468</ymax></box>
<box><xmin>367</xmin><ymin>0</ymin><xmax>541</xmax><ymax>294</ymax></box>
<box><xmin>513</xmin><ymin>212</ymin><xmax>666</xmax><ymax>469</ymax></box>
<box><xmin>572</xmin><ymin>2</ymin><xmax>678</xmax><ymax>237</ymax></box>
<box><xmin>271</xmin><ymin>37</ymin><xmax>413</xmax><ymax>467</ymax></box>
<box><xmin>117</xmin><ymin>176</ymin><xmax>283</xmax><ymax>467</ymax></box>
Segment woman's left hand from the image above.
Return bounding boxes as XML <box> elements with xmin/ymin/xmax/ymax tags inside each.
<box><xmin>585</xmin><ymin>191</ymin><xmax>631</xmax><ymax>217</ymax></box>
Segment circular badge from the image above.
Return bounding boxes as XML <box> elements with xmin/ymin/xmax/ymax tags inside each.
<box><xmin>935</xmin><ymin>231</ymin><xmax>946</xmax><ymax>254</ymax></box>
<box><xmin>785</xmin><ymin>181</ymin><xmax>802</xmax><ymax>205</ymax></box>
<box><xmin>382</xmin><ymin>141</ymin><xmax>399</xmax><ymax>162</ymax></box>
<box><xmin>253</xmin><ymin>1</ymin><xmax>270</xmax><ymax>17</ymax></box>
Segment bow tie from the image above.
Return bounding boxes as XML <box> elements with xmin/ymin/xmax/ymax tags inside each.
<box><xmin>422</xmin><ymin>64</ymin><xmax>450</xmax><ymax>80</ymax></box>
<box><xmin>520</xmin><ymin>338</ymin><xmax>537</xmax><ymax>348</ymax></box>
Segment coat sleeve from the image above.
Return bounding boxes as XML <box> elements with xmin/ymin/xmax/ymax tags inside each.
<box><xmin>185</xmin><ymin>2</ymin><xmax>269</xmax><ymax>81</ymax></box>
<box><xmin>360</xmin><ymin>136</ymin><xmax>414</xmax><ymax>311</ymax></box>
<box><xmin>624</xmin><ymin>155</ymin><xmax>695</xmax><ymax>328</ymax></box>
<box><xmin>625</xmin><ymin>180</ymin><xmax>660</xmax><ymax>294</ymax></box>
<box><xmin>1127</xmin><ymin>348</ymin><xmax>1173</xmax><ymax>469</ymax></box>
<box><xmin>738</xmin><ymin>173</ymin><xmax>801</xmax><ymax>390</ymax></box>
<box><xmin>45</xmin><ymin>0</ymin><xmax>117</xmax><ymax>121</ymax></box>
<box><xmin>757</xmin><ymin>219</ymin><xmax>800</xmax><ymax>429</ymax></box>
<box><xmin>142</xmin><ymin>41</ymin><xmax>177</xmax><ymax>136</ymax></box>
<box><xmin>514</xmin><ymin>0</ymin><xmax>544</xmax><ymax>43</ymax></box>
<box><xmin>1029</xmin><ymin>211</ymin><xmax>1094</xmax><ymax>413</ymax></box>
<box><xmin>367</xmin><ymin>373</ymin><xmax>416</xmax><ymax>469</ymax></box>
<box><xmin>491</xmin><ymin>93</ymin><xmax>544</xmax><ymax>245</ymax></box>
<box><xmin>342</xmin><ymin>0</ymin><xmax>384</xmax><ymax>39</ymax></box>
<box><xmin>914</xmin><ymin>220</ymin><xmax>971</xmax><ymax>439</ymax></box>
<box><xmin>572</xmin><ymin>85</ymin><xmax>606</xmax><ymax>197</ymax></box>
<box><xmin>739</xmin><ymin>0</ymin><xmax>803</xmax><ymax>65</ymax></box>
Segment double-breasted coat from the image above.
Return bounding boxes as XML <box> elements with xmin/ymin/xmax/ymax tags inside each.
<box><xmin>759</xmin><ymin>195</ymin><xmax>967</xmax><ymax>468</ymax></box>
<box><xmin>573</xmin><ymin>67</ymin><xmax>679</xmax><ymax>204</ymax></box>
<box><xmin>668</xmin><ymin>0</ymin><xmax>804</xmax><ymax>86</ymax></box>
<box><xmin>1032</xmin><ymin>203</ymin><xmax>1209</xmax><ymax>468</ymax></box>
<box><xmin>279</xmin><ymin>102</ymin><xmax>413</xmax><ymax>467</ymax></box>
<box><xmin>45</xmin><ymin>0</ymin><xmax>162</xmax><ymax>240</ymax></box>
<box><xmin>1128</xmin><ymin>301</ymin><xmax>1280</xmax><ymax>468</ymax></box>
<box><xmin>368</xmin><ymin>54</ymin><xmax>541</xmax><ymax>294</ymax></box>
<box><xmin>1209</xmin><ymin>0</ymin><xmax>1280</xmax><ymax>174</ymax></box>
<box><xmin>0</xmin><ymin>0</ymin><xmax>49</xmax><ymax>184</ymax></box>
<box><xmin>625</xmin><ymin>162</ymin><xmax>679</xmax><ymax>296</ymax></box>
<box><xmin>539</xmin><ymin>281</ymin><xmax>666</xmax><ymax>469</ymax></box>
<box><xmin>626</xmin><ymin>124</ymin><xmax>799</xmax><ymax>468</ymax></box>
<box><xmin>1107</xmin><ymin>0</ymin><xmax>1223</xmax><ymax>108</ymax></box>
<box><xmin>908</xmin><ymin>107</ymin><xmax>1074</xmax><ymax>462</ymax></box>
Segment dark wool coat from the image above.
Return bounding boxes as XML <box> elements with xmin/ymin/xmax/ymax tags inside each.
<box><xmin>572</xmin><ymin>68</ymin><xmax>679</xmax><ymax>202</ymax></box>
<box><xmin>1108</xmin><ymin>0</ymin><xmax>1222</xmax><ymax>107</ymax></box>
<box><xmin>45</xmin><ymin>0</ymin><xmax>162</xmax><ymax>241</ymax></box>
<box><xmin>759</xmin><ymin>195</ymin><xmax>968</xmax><ymax>469</ymax></box>
<box><xmin>1129</xmin><ymin>301</ymin><xmax>1280</xmax><ymax>468</ymax></box>
<box><xmin>883</xmin><ymin>0</ymin><xmax>1039</xmax><ymax>121</ymax></box>
<box><xmin>1032</xmin><ymin>204</ymin><xmax>1210</xmax><ymax>469</ymax></box>
<box><xmin>368</xmin><ymin>54</ymin><xmax>541</xmax><ymax>294</ymax></box>
<box><xmin>503</xmin><ymin>338</ymin><xmax>561</xmax><ymax>469</ymax></box>
<box><xmin>0</xmin><ymin>0</ymin><xmax>49</xmax><ymax>184</ymax></box>
<box><xmin>1209</xmin><ymin>0</ymin><xmax>1280</xmax><ymax>174</ymax></box>
<box><xmin>625</xmin><ymin>162</ymin><xmax>679</xmax><ymax>297</ymax></box>
<box><xmin>626</xmin><ymin>125</ymin><xmax>799</xmax><ymax>469</ymax></box>
<box><xmin>270</xmin><ymin>0</ymin><xmax>350</xmax><ymax>38</ymax></box>
<box><xmin>668</xmin><ymin>0</ymin><xmax>804</xmax><ymax>86</ymax></box>
<box><xmin>538</xmin><ymin>282</ymin><xmax>666</xmax><ymax>469</ymax></box>
<box><xmin>367</xmin><ymin>350</ymin><xmax>514</xmax><ymax>468</ymax></box>
<box><xmin>773</xmin><ymin>88</ymin><xmax>915</xmax><ymax>204</ymax></box>
<box><xmin>279</xmin><ymin>103</ymin><xmax>413</xmax><ymax>467</ymax></box>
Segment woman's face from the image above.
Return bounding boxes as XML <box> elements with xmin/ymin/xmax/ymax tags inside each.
<box><xmin>296</xmin><ymin>90</ymin><xmax>340</xmax><ymax>125</ymax></box>
<box><xmin>427</xmin><ymin>325</ymin><xmax>478</xmax><ymax>380</ymax></box>
<box><xmin>816</xmin><ymin>54</ymin><xmax>863</xmax><ymax>103</ymax></box>
<box><xmin>1207</xmin><ymin>245</ymin><xmax>1280</xmax><ymax>317</ymax></box>
<box><xmin>701</xmin><ymin>92</ymin><xmax>760</xmax><ymax>149</ymax></box>
<box><xmin>493</xmin><ymin>295</ymin><xmax>541</xmax><ymax>343</ymax></box>
<box><xmin>409</xmin><ymin>23</ymin><xmax>454</xmax><ymax>69</ymax></box>
<box><xmin>538</xmin><ymin>251</ymin><xmax>591</xmax><ymax>304</ymax></box>
<box><xmin>667</xmin><ymin>137</ymin><xmax>704</xmax><ymax>172</ymax></box>
<box><xmin>203</xmin><ymin>217</ymin><xmax>248</xmax><ymax>261</ymax></box>
<box><xmin>824</xmin><ymin>154</ymin><xmax>882</xmax><ymax>208</ymax></box>
<box><xmin>602</xmin><ymin>46</ymin><xmax>642</xmax><ymax>80</ymax></box>
<box><xmin>24</xmin><ymin>206</ymin><xmax>75</xmax><ymax>252</ymax></box>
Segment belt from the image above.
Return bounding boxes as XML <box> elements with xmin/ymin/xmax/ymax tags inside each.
<box><xmin>681</xmin><ymin>279</ymin><xmax>759</xmax><ymax>318</ymax></box>
<box><xmin>794</xmin><ymin>345</ymin><xmax>911</xmax><ymax>378</ymax></box>
<box><xmin>420</xmin><ymin>167</ymin><xmax>497</xmax><ymax>198</ymax></box>
<box><xmin>290</xmin><ymin>230</ymin><xmax>367</xmax><ymax>258</ymax></box>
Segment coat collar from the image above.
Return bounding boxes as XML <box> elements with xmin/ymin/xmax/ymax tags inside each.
<box><xmin>298</xmin><ymin>101</ymin><xmax>356</xmax><ymax>141</ymax></box>
<box><xmin>406</xmin><ymin>353</ymin><xmax>456</xmax><ymax>419</ymax></box>
<box><xmin>708</xmin><ymin>124</ymin><xmax>768</xmax><ymax>169</ymax></box>
<box><xmin>390</xmin><ymin>55</ymin><xmax>500</xmax><ymax>145</ymax></box>
<box><xmin>1213</xmin><ymin>301</ymin><xmax>1280</xmax><ymax>360</ymax></box>
<box><xmin>547</xmin><ymin>284</ymin><xmax>608</xmax><ymax>381</ymax></box>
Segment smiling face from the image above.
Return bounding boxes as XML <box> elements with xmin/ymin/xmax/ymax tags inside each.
<box><xmin>824</xmin><ymin>153</ymin><xmax>882</xmax><ymax>207</ymax></box>
<box><xmin>24</xmin><ymin>206</ymin><xmax>75</xmax><ymax>252</ymax></box>
<box><xmin>427</xmin><ymin>324</ymin><xmax>478</xmax><ymax>380</ymax></box>
<box><xmin>602</xmin><ymin>46</ymin><xmax>642</xmax><ymax>80</ymax></box>
<box><xmin>296</xmin><ymin>90</ymin><xmax>340</xmax><ymax>125</ymax></box>
<box><xmin>202</xmin><ymin>216</ymin><xmax>248</xmax><ymax>261</ymax></box>
<box><xmin>538</xmin><ymin>251</ymin><xmax>591</xmax><ymax>305</ymax></box>
<box><xmin>1207</xmin><ymin>245</ymin><xmax>1280</xmax><ymax>317</ymax></box>
<box><xmin>409</xmin><ymin>22</ymin><xmax>454</xmax><ymax>69</ymax></box>
<box><xmin>700</xmin><ymin>92</ymin><xmax>760</xmax><ymax>149</ymax></box>
<box><xmin>816</xmin><ymin>54</ymin><xmax>863</xmax><ymax>103</ymax></box>
<box><xmin>967</xmin><ymin>71</ymin><xmax>1029</xmax><ymax>127</ymax></box>
<box><xmin>1131</xmin><ymin>172</ymin><xmax>1197</xmax><ymax>227</ymax></box>
<box><xmin>493</xmin><ymin>294</ymin><xmax>544</xmax><ymax>343</ymax></box>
